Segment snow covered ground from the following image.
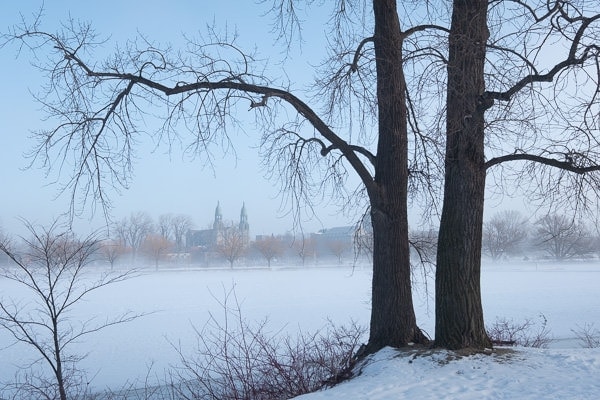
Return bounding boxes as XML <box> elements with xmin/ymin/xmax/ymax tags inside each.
<box><xmin>1</xmin><ymin>260</ymin><xmax>599</xmax><ymax>398</ymax></box>
<box><xmin>296</xmin><ymin>346</ymin><xmax>600</xmax><ymax>399</ymax></box>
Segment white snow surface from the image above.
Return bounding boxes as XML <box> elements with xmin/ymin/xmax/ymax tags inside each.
<box><xmin>296</xmin><ymin>346</ymin><xmax>600</xmax><ymax>399</ymax></box>
<box><xmin>1</xmin><ymin>261</ymin><xmax>600</xmax><ymax>399</ymax></box>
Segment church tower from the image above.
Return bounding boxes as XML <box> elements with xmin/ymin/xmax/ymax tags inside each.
<box><xmin>213</xmin><ymin>201</ymin><xmax>223</xmax><ymax>230</ymax></box>
<box><xmin>239</xmin><ymin>202</ymin><xmax>250</xmax><ymax>244</ymax></box>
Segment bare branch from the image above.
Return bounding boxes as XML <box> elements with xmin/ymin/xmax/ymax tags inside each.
<box><xmin>350</xmin><ymin>36</ymin><xmax>374</xmax><ymax>73</ymax></box>
<box><xmin>402</xmin><ymin>23</ymin><xmax>451</xmax><ymax>39</ymax></box>
<box><xmin>6</xmin><ymin>25</ymin><xmax>378</xmax><ymax>219</ymax></box>
<box><xmin>485</xmin><ymin>11</ymin><xmax>600</xmax><ymax>102</ymax></box>
<box><xmin>486</xmin><ymin>151</ymin><xmax>600</xmax><ymax>174</ymax></box>
<box><xmin>489</xmin><ymin>0</ymin><xmax>560</xmax><ymax>24</ymax></box>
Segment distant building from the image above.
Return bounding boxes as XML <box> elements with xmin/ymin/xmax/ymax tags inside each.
<box><xmin>239</xmin><ymin>203</ymin><xmax>250</xmax><ymax>246</ymax></box>
<box><xmin>312</xmin><ymin>226</ymin><xmax>355</xmax><ymax>262</ymax></box>
<box><xmin>314</xmin><ymin>226</ymin><xmax>355</xmax><ymax>243</ymax></box>
<box><xmin>186</xmin><ymin>202</ymin><xmax>250</xmax><ymax>250</ymax></box>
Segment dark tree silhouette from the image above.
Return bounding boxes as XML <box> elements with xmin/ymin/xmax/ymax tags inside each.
<box><xmin>435</xmin><ymin>0</ymin><xmax>600</xmax><ymax>349</ymax></box>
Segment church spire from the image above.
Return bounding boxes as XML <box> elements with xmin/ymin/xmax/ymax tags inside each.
<box><xmin>213</xmin><ymin>201</ymin><xmax>223</xmax><ymax>230</ymax></box>
<box><xmin>239</xmin><ymin>202</ymin><xmax>249</xmax><ymax>233</ymax></box>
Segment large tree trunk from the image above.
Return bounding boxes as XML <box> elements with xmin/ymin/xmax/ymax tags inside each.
<box><xmin>435</xmin><ymin>0</ymin><xmax>492</xmax><ymax>350</ymax></box>
<box><xmin>366</xmin><ymin>0</ymin><xmax>427</xmax><ymax>352</ymax></box>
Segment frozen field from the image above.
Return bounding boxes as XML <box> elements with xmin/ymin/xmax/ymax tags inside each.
<box><xmin>1</xmin><ymin>261</ymin><xmax>600</xmax><ymax>398</ymax></box>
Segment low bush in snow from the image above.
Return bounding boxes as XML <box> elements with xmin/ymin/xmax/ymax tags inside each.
<box><xmin>572</xmin><ymin>323</ymin><xmax>600</xmax><ymax>348</ymax></box>
<box><xmin>487</xmin><ymin>314</ymin><xmax>552</xmax><ymax>348</ymax></box>
<box><xmin>165</xmin><ymin>289</ymin><xmax>366</xmax><ymax>400</ymax></box>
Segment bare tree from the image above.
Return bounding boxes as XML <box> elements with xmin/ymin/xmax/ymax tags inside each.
<box><xmin>483</xmin><ymin>210</ymin><xmax>528</xmax><ymax>260</ymax></box>
<box><xmin>326</xmin><ymin>240</ymin><xmax>351</xmax><ymax>265</ymax></box>
<box><xmin>217</xmin><ymin>224</ymin><xmax>247</xmax><ymax>268</ymax></box>
<box><xmin>2</xmin><ymin>1</ymin><xmax>436</xmax><ymax>351</ymax></box>
<box><xmin>157</xmin><ymin>214</ymin><xmax>174</xmax><ymax>242</ymax></box>
<box><xmin>156</xmin><ymin>213</ymin><xmax>192</xmax><ymax>254</ymax></box>
<box><xmin>99</xmin><ymin>238</ymin><xmax>129</xmax><ymax>269</ymax></box>
<box><xmin>141</xmin><ymin>233</ymin><xmax>174</xmax><ymax>269</ymax></box>
<box><xmin>171</xmin><ymin>214</ymin><xmax>194</xmax><ymax>254</ymax></box>
<box><xmin>435</xmin><ymin>0</ymin><xmax>600</xmax><ymax>349</ymax></box>
<box><xmin>535</xmin><ymin>214</ymin><xmax>593</xmax><ymax>260</ymax></box>
<box><xmin>14</xmin><ymin>0</ymin><xmax>598</xmax><ymax>352</ymax></box>
<box><xmin>115</xmin><ymin>212</ymin><xmax>154</xmax><ymax>261</ymax></box>
<box><xmin>294</xmin><ymin>235</ymin><xmax>316</xmax><ymax>266</ymax></box>
<box><xmin>254</xmin><ymin>235</ymin><xmax>284</xmax><ymax>268</ymax></box>
<box><xmin>0</xmin><ymin>220</ymin><xmax>138</xmax><ymax>400</ymax></box>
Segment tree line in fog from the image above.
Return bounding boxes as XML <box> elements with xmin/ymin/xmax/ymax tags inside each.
<box><xmin>92</xmin><ymin>211</ymin><xmax>361</xmax><ymax>268</ymax></box>
<box><xmin>405</xmin><ymin>210</ymin><xmax>600</xmax><ymax>263</ymax></box>
<box><xmin>482</xmin><ymin>210</ymin><xmax>598</xmax><ymax>261</ymax></box>
<box><xmin>3</xmin><ymin>209</ymin><xmax>596</xmax><ymax>269</ymax></box>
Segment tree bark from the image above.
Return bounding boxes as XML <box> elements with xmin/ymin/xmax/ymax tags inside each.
<box><xmin>366</xmin><ymin>0</ymin><xmax>427</xmax><ymax>352</ymax></box>
<box><xmin>435</xmin><ymin>0</ymin><xmax>492</xmax><ymax>350</ymax></box>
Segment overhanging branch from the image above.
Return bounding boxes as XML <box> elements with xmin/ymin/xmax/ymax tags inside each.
<box><xmin>60</xmin><ymin>41</ymin><xmax>378</xmax><ymax>194</ymax></box>
<box><xmin>485</xmin><ymin>152</ymin><xmax>600</xmax><ymax>174</ymax></box>
<box><xmin>170</xmin><ymin>80</ymin><xmax>375</xmax><ymax>190</ymax></box>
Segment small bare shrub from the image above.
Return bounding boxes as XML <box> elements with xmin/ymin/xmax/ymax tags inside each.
<box><xmin>0</xmin><ymin>219</ymin><xmax>142</xmax><ymax>400</ymax></box>
<box><xmin>168</xmin><ymin>288</ymin><xmax>366</xmax><ymax>400</ymax></box>
<box><xmin>1</xmin><ymin>367</ymin><xmax>92</xmax><ymax>400</ymax></box>
<box><xmin>572</xmin><ymin>323</ymin><xmax>600</xmax><ymax>348</ymax></box>
<box><xmin>487</xmin><ymin>314</ymin><xmax>552</xmax><ymax>348</ymax></box>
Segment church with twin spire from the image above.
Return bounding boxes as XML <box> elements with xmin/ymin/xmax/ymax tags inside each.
<box><xmin>186</xmin><ymin>202</ymin><xmax>250</xmax><ymax>250</ymax></box>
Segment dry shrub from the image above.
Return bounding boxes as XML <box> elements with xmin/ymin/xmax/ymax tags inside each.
<box><xmin>487</xmin><ymin>314</ymin><xmax>552</xmax><ymax>348</ymax></box>
<box><xmin>571</xmin><ymin>323</ymin><xmax>600</xmax><ymax>348</ymax></box>
<box><xmin>168</xmin><ymin>289</ymin><xmax>366</xmax><ymax>400</ymax></box>
<box><xmin>1</xmin><ymin>367</ymin><xmax>92</xmax><ymax>400</ymax></box>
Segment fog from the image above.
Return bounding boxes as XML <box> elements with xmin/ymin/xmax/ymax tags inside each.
<box><xmin>1</xmin><ymin>259</ymin><xmax>599</xmax><ymax>395</ymax></box>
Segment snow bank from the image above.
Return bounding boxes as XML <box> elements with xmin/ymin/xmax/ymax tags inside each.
<box><xmin>295</xmin><ymin>346</ymin><xmax>600</xmax><ymax>400</ymax></box>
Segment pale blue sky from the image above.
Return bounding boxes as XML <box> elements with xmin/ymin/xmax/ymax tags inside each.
<box><xmin>0</xmin><ymin>1</ymin><xmax>358</xmax><ymax>237</ymax></box>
